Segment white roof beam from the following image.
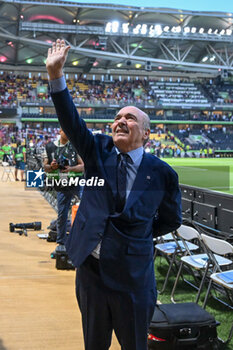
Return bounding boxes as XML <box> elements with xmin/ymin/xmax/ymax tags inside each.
<box><xmin>3</xmin><ymin>0</ymin><xmax>233</xmax><ymax>18</ymax></box>
<box><xmin>130</xmin><ymin>40</ymin><xmax>144</xmax><ymax>56</ymax></box>
<box><xmin>160</xmin><ymin>42</ymin><xmax>178</xmax><ymax>61</ymax></box>
<box><xmin>1</xmin><ymin>31</ymin><xmax>233</xmax><ymax>72</ymax></box>
<box><xmin>208</xmin><ymin>44</ymin><xmax>227</xmax><ymax>66</ymax></box>
<box><xmin>180</xmin><ymin>44</ymin><xmax>193</xmax><ymax>62</ymax></box>
<box><xmin>109</xmin><ymin>38</ymin><xmax>127</xmax><ymax>55</ymax></box>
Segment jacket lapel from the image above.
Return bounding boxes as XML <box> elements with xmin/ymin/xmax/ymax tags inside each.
<box><xmin>125</xmin><ymin>153</ymin><xmax>155</xmax><ymax>210</ymax></box>
<box><xmin>102</xmin><ymin>148</ymin><xmax>118</xmax><ymax>197</ymax></box>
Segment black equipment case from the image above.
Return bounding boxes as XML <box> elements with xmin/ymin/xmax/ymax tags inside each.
<box><xmin>56</xmin><ymin>252</ymin><xmax>75</xmax><ymax>270</ymax></box>
<box><xmin>148</xmin><ymin>303</ymin><xmax>220</xmax><ymax>350</ymax></box>
<box><xmin>47</xmin><ymin>230</ymin><xmax>57</xmax><ymax>242</ymax></box>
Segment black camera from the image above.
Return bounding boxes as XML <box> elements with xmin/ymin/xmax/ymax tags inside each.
<box><xmin>9</xmin><ymin>221</ymin><xmax>42</xmax><ymax>236</ymax></box>
<box><xmin>10</xmin><ymin>222</ymin><xmax>42</xmax><ymax>232</ymax></box>
<box><xmin>56</xmin><ymin>154</ymin><xmax>69</xmax><ymax>170</ymax></box>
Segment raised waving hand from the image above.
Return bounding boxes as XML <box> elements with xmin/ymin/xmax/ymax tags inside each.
<box><xmin>46</xmin><ymin>39</ymin><xmax>70</xmax><ymax>80</ymax></box>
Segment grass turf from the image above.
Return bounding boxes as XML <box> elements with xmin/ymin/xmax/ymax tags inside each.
<box><xmin>163</xmin><ymin>157</ymin><xmax>233</xmax><ymax>195</ymax></box>
<box><xmin>154</xmin><ymin>256</ymin><xmax>233</xmax><ymax>349</ymax></box>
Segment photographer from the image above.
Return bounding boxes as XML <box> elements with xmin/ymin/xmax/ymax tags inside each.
<box><xmin>44</xmin><ymin>128</ymin><xmax>84</xmax><ymax>255</ymax></box>
<box><xmin>13</xmin><ymin>140</ymin><xmax>26</xmax><ymax>181</ymax></box>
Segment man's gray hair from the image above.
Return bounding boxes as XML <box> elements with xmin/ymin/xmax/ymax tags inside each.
<box><xmin>142</xmin><ymin>112</ymin><xmax>150</xmax><ymax>131</ymax></box>
<box><xmin>142</xmin><ymin>112</ymin><xmax>150</xmax><ymax>146</ymax></box>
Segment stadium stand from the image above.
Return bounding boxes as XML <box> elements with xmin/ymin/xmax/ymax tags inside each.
<box><xmin>148</xmin><ymin>81</ymin><xmax>210</xmax><ymax>107</ymax></box>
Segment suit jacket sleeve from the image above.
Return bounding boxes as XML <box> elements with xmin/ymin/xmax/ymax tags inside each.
<box><xmin>50</xmin><ymin>88</ymin><xmax>94</xmax><ymax>163</ymax></box>
<box><xmin>153</xmin><ymin>166</ymin><xmax>182</xmax><ymax>236</ymax></box>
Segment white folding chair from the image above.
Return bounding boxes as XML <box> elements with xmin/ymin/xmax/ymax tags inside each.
<box><xmin>154</xmin><ymin>225</ymin><xmax>199</xmax><ymax>293</ymax></box>
<box><xmin>171</xmin><ymin>225</ymin><xmax>206</xmax><ymax>303</ymax></box>
<box><xmin>153</xmin><ymin>232</ymin><xmax>174</xmax><ymax>252</ymax></box>
<box><xmin>201</xmin><ymin>234</ymin><xmax>233</xmax><ymax>310</ymax></box>
<box><xmin>170</xmin><ymin>226</ymin><xmax>232</xmax><ymax>306</ymax></box>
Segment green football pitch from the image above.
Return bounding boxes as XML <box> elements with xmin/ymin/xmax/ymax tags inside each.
<box><xmin>164</xmin><ymin>158</ymin><xmax>233</xmax><ymax>194</ymax></box>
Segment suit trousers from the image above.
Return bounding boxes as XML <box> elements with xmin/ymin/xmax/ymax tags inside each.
<box><xmin>76</xmin><ymin>255</ymin><xmax>157</xmax><ymax>350</ymax></box>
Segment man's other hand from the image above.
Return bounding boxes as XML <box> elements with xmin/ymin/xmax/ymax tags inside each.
<box><xmin>46</xmin><ymin>39</ymin><xmax>70</xmax><ymax>80</ymax></box>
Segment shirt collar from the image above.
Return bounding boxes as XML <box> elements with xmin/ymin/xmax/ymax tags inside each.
<box><xmin>115</xmin><ymin>146</ymin><xmax>144</xmax><ymax>164</ymax></box>
<box><xmin>54</xmin><ymin>137</ymin><xmax>69</xmax><ymax>148</ymax></box>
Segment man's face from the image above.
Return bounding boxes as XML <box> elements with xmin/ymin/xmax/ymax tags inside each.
<box><xmin>111</xmin><ymin>106</ymin><xmax>150</xmax><ymax>153</ymax></box>
<box><xmin>59</xmin><ymin>129</ymin><xmax>68</xmax><ymax>142</ymax></box>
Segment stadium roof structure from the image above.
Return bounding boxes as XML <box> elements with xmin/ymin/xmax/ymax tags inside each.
<box><xmin>0</xmin><ymin>0</ymin><xmax>233</xmax><ymax>77</ymax></box>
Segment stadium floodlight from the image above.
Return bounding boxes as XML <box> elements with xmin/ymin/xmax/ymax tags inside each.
<box><xmin>226</xmin><ymin>29</ymin><xmax>232</xmax><ymax>35</ymax></box>
<box><xmin>184</xmin><ymin>26</ymin><xmax>190</xmax><ymax>33</ymax></box>
<box><xmin>208</xmin><ymin>28</ymin><xmax>212</xmax><ymax>34</ymax></box>
<box><xmin>135</xmin><ymin>63</ymin><xmax>142</xmax><ymax>68</ymax></box>
<box><xmin>141</xmin><ymin>24</ymin><xmax>147</xmax><ymax>35</ymax></box>
<box><xmin>117</xmin><ymin>63</ymin><xmax>122</xmax><ymax>67</ymax></box>
<box><xmin>210</xmin><ymin>55</ymin><xmax>215</xmax><ymax>62</ymax></box>
<box><xmin>163</xmin><ymin>26</ymin><xmax>170</xmax><ymax>32</ymax></box>
<box><xmin>154</xmin><ymin>24</ymin><xmax>162</xmax><ymax>35</ymax></box>
<box><xmin>191</xmin><ymin>27</ymin><xmax>197</xmax><ymax>33</ymax></box>
<box><xmin>26</xmin><ymin>58</ymin><xmax>33</xmax><ymax>64</ymax></box>
<box><xmin>149</xmin><ymin>25</ymin><xmax>155</xmax><ymax>36</ymax></box>
<box><xmin>112</xmin><ymin>21</ymin><xmax>119</xmax><ymax>33</ymax></box>
<box><xmin>133</xmin><ymin>24</ymin><xmax>141</xmax><ymax>34</ymax></box>
<box><xmin>122</xmin><ymin>23</ymin><xmax>129</xmax><ymax>34</ymax></box>
<box><xmin>214</xmin><ymin>29</ymin><xmax>219</xmax><ymax>34</ymax></box>
<box><xmin>202</xmin><ymin>56</ymin><xmax>208</xmax><ymax>62</ymax></box>
<box><xmin>171</xmin><ymin>26</ymin><xmax>181</xmax><ymax>33</ymax></box>
<box><xmin>220</xmin><ymin>29</ymin><xmax>225</xmax><ymax>35</ymax></box>
<box><xmin>199</xmin><ymin>28</ymin><xmax>204</xmax><ymax>34</ymax></box>
<box><xmin>105</xmin><ymin>22</ymin><xmax>112</xmax><ymax>33</ymax></box>
<box><xmin>72</xmin><ymin>61</ymin><xmax>79</xmax><ymax>66</ymax></box>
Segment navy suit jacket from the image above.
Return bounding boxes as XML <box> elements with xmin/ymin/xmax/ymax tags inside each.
<box><xmin>51</xmin><ymin>88</ymin><xmax>182</xmax><ymax>292</ymax></box>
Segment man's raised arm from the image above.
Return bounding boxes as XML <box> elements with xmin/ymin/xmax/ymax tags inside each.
<box><xmin>46</xmin><ymin>39</ymin><xmax>94</xmax><ymax>162</ymax></box>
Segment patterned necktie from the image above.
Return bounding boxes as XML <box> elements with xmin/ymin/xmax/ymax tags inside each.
<box><xmin>116</xmin><ymin>153</ymin><xmax>128</xmax><ymax>212</ymax></box>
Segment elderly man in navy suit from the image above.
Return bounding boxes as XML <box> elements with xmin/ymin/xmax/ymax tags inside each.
<box><xmin>46</xmin><ymin>39</ymin><xmax>182</xmax><ymax>350</ymax></box>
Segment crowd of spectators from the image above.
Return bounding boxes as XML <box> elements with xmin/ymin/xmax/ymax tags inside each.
<box><xmin>204</xmin><ymin>82</ymin><xmax>233</xmax><ymax>104</ymax></box>
<box><xmin>0</xmin><ymin>72</ymin><xmax>48</xmax><ymax>107</ymax></box>
<box><xmin>169</xmin><ymin>126</ymin><xmax>233</xmax><ymax>152</ymax></box>
<box><xmin>68</xmin><ymin>78</ymin><xmax>149</xmax><ymax>106</ymax></box>
<box><xmin>21</xmin><ymin>110</ymin><xmax>233</xmax><ymax>122</ymax></box>
<box><xmin>1</xmin><ymin>122</ymin><xmax>233</xmax><ymax>166</ymax></box>
<box><xmin>1</xmin><ymin>72</ymin><xmax>233</xmax><ymax>159</ymax></box>
<box><xmin>192</xmin><ymin>112</ymin><xmax>233</xmax><ymax>122</ymax></box>
<box><xmin>1</xmin><ymin>73</ymin><xmax>233</xmax><ymax>109</ymax></box>
<box><xmin>0</xmin><ymin>73</ymin><xmax>152</xmax><ymax>107</ymax></box>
